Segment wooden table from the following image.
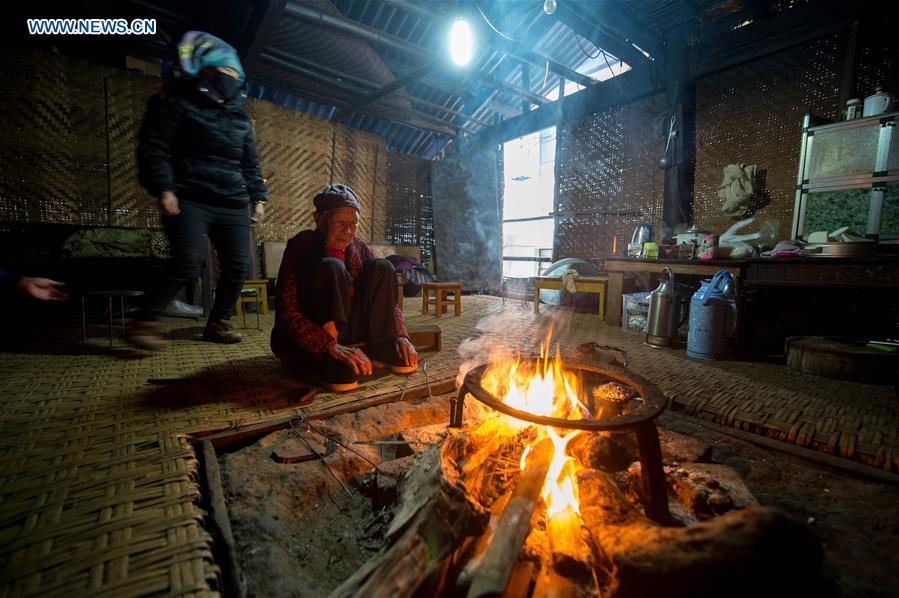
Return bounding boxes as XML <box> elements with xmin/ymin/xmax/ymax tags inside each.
<box><xmin>743</xmin><ymin>256</ymin><xmax>899</xmax><ymax>287</ymax></box>
<box><xmin>534</xmin><ymin>275</ymin><xmax>608</xmax><ymax>319</ymax></box>
<box><xmin>604</xmin><ymin>258</ymin><xmax>745</xmax><ymax>327</ymax></box>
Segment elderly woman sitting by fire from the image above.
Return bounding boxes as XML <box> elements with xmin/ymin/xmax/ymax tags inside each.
<box><xmin>270</xmin><ymin>184</ymin><xmax>418</xmax><ymax>391</ymax></box>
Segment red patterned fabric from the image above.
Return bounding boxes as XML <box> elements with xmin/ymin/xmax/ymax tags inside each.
<box><xmin>325</xmin><ymin>246</ymin><xmax>345</xmax><ymax>261</ymax></box>
<box><xmin>272</xmin><ymin>229</ymin><xmax>408</xmax><ymax>359</ymax></box>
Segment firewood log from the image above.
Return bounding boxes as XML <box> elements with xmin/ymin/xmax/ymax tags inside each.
<box><xmin>532</xmin><ymin>565</ymin><xmax>580</xmax><ymax>598</ymax></box>
<box><xmin>328</xmin><ymin>433</ymin><xmax>488</xmax><ymax>598</ymax></box>
<box><xmin>577</xmin><ymin>470</ymin><xmax>824</xmax><ymax>598</ymax></box>
<box><xmin>466</xmin><ymin>439</ymin><xmax>553</xmax><ymax>598</ymax></box>
<box><xmin>547</xmin><ymin>509</ymin><xmax>593</xmax><ymax>578</ymax></box>
<box><xmin>568</xmin><ymin>432</ymin><xmax>635</xmax><ymax>472</ymax></box>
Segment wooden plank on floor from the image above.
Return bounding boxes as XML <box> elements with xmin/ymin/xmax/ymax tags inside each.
<box><xmin>200</xmin><ymin>377</ymin><xmax>456</xmax><ymax>450</ymax></box>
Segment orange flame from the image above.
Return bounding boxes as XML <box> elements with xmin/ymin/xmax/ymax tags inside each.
<box><xmin>480</xmin><ymin>331</ymin><xmax>586</xmax><ymax>520</ymax></box>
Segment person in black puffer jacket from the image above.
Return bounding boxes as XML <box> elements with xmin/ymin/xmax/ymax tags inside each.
<box><xmin>129</xmin><ymin>31</ymin><xmax>268</xmax><ymax>350</ymax></box>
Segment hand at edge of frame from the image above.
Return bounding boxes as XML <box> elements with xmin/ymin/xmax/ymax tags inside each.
<box><xmin>158</xmin><ymin>191</ymin><xmax>180</xmax><ymax>216</ymax></box>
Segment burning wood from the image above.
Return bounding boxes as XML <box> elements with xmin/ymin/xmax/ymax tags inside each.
<box><xmin>465</xmin><ymin>439</ymin><xmax>552</xmax><ymax>598</ymax></box>
<box><xmin>546</xmin><ymin>509</ymin><xmax>592</xmax><ymax>578</ymax></box>
<box><xmin>329</xmin><ymin>434</ymin><xmax>488</xmax><ymax>598</ymax></box>
<box><xmin>334</xmin><ymin>335</ymin><xmax>824</xmax><ymax>597</ymax></box>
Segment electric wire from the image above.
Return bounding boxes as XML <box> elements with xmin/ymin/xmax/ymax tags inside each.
<box><xmin>575</xmin><ymin>34</ymin><xmax>600</xmax><ymax>60</ymax></box>
<box><xmin>475</xmin><ymin>0</ymin><xmax>522</xmax><ymax>42</ymax></box>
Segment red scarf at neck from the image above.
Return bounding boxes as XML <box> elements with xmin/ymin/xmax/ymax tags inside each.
<box><xmin>325</xmin><ymin>246</ymin><xmax>345</xmax><ymax>261</ymax></box>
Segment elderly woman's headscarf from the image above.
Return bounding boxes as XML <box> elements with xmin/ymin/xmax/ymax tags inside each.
<box><xmin>178</xmin><ymin>31</ymin><xmax>245</xmax><ymax>82</ymax></box>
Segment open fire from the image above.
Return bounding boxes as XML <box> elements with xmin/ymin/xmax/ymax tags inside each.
<box><xmin>451</xmin><ymin>333</ymin><xmax>671</xmax><ymax>525</ymax></box>
<box><xmin>447</xmin><ymin>333</ymin><xmax>673</xmax><ymax>594</ymax></box>
<box><xmin>326</xmin><ymin>336</ymin><xmax>822</xmax><ymax>598</ymax></box>
<box><xmin>479</xmin><ymin>339</ymin><xmax>588</xmax><ymax>533</ymax></box>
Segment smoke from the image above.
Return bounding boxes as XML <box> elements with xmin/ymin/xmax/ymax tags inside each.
<box><xmin>454</xmin><ymin>308</ymin><xmax>576</xmax><ymax>388</ymax></box>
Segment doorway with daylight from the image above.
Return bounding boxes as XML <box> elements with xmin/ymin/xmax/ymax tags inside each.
<box><xmin>502</xmin><ymin>126</ymin><xmax>556</xmax><ymax>279</ymax></box>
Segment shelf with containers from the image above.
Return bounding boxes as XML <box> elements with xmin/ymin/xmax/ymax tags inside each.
<box><xmin>792</xmin><ymin>110</ymin><xmax>899</xmax><ymax>242</ymax></box>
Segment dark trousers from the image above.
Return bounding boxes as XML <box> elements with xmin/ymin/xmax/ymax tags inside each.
<box><xmin>313</xmin><ymin>257</ymin><xmax>399</xmax><ymax>346</ymax></box>
<box><xmin>275</xmin><ymin>257</ymin><xmax>400</xmax><ymax>374</ymax></box>
<box><xmin>140</xmin><ymin>199</ymin><xmax>250</xmax><ymax>323</ymax></box>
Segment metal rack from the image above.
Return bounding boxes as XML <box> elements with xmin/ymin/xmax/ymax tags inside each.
<box><xmin>792</xmin><ymin>110</ymin><xmax>899</xmax><ymax>241</ymax></box>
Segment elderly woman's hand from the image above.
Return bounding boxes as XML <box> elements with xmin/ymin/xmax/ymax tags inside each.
<box><xmin>395</xmin><ymin>337</ymin><xmax>418</xmax><ymax>368</ymax></box>
<box><xmin>327</xmin><ymin>341</ymin><xmax>372</xmax><ymax>376</ymax></box>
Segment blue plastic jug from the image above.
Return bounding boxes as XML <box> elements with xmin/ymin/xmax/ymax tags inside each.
<box><xmin>687</xmin><ymin>269</ymin><xmax>739</xmax><ymax>360</ymax></box>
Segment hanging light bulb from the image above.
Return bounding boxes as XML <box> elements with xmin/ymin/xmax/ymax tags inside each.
<box><xmin>544</xmin><ymin>0</ymin><xmax>557</xmax><ymax>15</ymax></box>
<box><xmin>449</xmin><ymin>18</ymin><xmax>473</xmax><ymax>66</ymax></box>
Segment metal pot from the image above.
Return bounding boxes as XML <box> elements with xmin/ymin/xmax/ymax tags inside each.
<box><xmin>674</xmin><ymin>224</ymin><xmax>709</xmax><ymax>246</ymax></box>
<box><xmin>687</xmin><ymin>269</ymin><xmax>740</xmax><ymax>360</ymax></box>
<box><xmin>863</xmin><ymin>86</ymin><xmax>895</xmax><ymax>117</ymax></box>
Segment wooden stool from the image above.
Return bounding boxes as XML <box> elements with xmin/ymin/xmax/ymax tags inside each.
<box><xmin>421</xmin><ymin>282</ymin><xmax>461</xmax><ymax>317</ymax></box>
<box><xmin>236</xmin><ymin>279</ymin><xmax>268</xmax><ymax>316</ymax></box>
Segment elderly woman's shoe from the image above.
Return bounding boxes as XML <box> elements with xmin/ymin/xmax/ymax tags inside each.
<box><xmin>311</xmin><ymin>354</ymin><xmax>358</xmax><ymax>392</ymax></box>
<box><xmin>366</xmin><ymin>343</ymin><xmax>417</xmax><ymax>375</ymax></box>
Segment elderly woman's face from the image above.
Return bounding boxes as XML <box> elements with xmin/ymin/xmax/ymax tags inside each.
<box><xmin>317</xmin><ymin>207</ymin><xmax>359</xmax><ymax>250</ymax></box>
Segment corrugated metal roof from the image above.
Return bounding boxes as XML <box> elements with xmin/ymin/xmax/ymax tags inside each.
<box><xmin>243</xmin><ymin>0</ymin><xmax>651</xmax><ymax>158</ymax></box>
<box><xmin>15</xmin><ymin>0</ymin><xmax>813</xmax><ymax>158</ymax></box>
<box><xmin>139</xmin><ymin>0</ymin><xmax>754</xmax><ymax>158</ymax></box>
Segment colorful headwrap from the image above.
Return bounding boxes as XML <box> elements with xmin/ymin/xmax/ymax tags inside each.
<box><xmin>178</xmin><ymin>31</ymin><xmax>245</xmax><ymax>82</ymax></box>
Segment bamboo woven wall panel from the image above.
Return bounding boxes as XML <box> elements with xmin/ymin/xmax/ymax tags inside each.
<box><xmin>246</xmin><ymin>99</ymin><xmax>388</xmax><ymax>251</ymax></box>
<box><xmin>555</xmin><ymin>94</ymin><xmax>666</xmax><ymax>267</ymax></box>
<box><xmin>1</xmin><ymin>49</ymin><xmax>392</xmax><ymax>260</ymax></box>
<box><xmin>0</xmin><ymin>50</ymin><xmax>108</xmax><ymax>226</ymax></box>
<box><xmin>385</xmin><ymin>153</ymin><xmax>434</xmax><ymax>270</ymax></box>
<box><xmin>331</xmin><ymin>124</ymin><xmax>388</xmax><ymax>244</ymax></box>
<box><xmin>246</xmin><ymin>98</ymin><xmax>332</xmax><ymax>244</ymax></box>
<box><xmin>693</xmin><ymin>33</ymin><xmax>844</xmax><ymax>241</ymax></box>
<box><xmin>107</xmin><ymin>69</ymin><xmax>160</xmax><ymax>229</ymax></box>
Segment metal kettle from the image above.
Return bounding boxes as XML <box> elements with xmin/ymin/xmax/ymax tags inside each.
<box><xmin>646</xmin><ymin>267</ymin><xmax>683</xmax><ymax>347</ymax></box>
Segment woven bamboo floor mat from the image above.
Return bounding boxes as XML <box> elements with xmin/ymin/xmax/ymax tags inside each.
<box><xmin>0</xmin><ymin>295</ymin><xmax>896</xmax><ymax>596</ymax></box>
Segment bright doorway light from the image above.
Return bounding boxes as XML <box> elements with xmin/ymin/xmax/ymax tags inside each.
<box><xmin>449</xmin><ymin>18</ymin><xmax>473</xmax><ymax>66</ymax></box>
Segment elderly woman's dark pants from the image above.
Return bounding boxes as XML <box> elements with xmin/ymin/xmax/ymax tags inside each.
<box><xmin>278</xmin><ymin>257</ymin><xmax>400</xmax><ymax>381</ymax></box>
<box><xmin>313</xmin><ymin>257</ymin><xmax>400</xmax><ymax>345</ymax></box>
<box><xmin>139</xmin><ymin>199</ymin><xmax>250</xmax><ymax>323</ymax></box>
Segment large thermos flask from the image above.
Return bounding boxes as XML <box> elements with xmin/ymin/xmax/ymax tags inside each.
<box><xmin>646</xmin><ymin>267</ymin><xmax>680</xmax><ymax>347</ymax></box>
<box><xmin>687</xmin><ymin>269</ymin><xmax>739</xmax><ymax>360</ymax></box>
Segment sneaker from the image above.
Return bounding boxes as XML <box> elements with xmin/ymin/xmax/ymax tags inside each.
<box><xmin>311</xmin><ymin>354</ymin><xmax>358</xmax><ymax>392</ymax></box>
<box><xmin>126</xmin><ymin>320</ymin><xmax>165</xmax><ymax>351</ymax></box>
<box><xmin>203</xmin><ymin>319</ymin><xmax>243</xmax><ymax>344</ymax></box>
<box><xmin>367</xmin><ymin>342</ymin><xmax>417</xmax><ymax>375</ymax></box>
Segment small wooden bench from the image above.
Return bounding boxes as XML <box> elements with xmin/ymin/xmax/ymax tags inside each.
<box><xmin>421</xmin><ymin>282</ymin><xmax>461</xmax><ymax>317</ymax></box>
<box><xmin>534</xmin><ymin>275</ymin><xmax>608</xmax><ymax>319</ymax></box>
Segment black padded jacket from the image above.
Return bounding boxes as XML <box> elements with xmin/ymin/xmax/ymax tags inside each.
<box><xmin>137</xmin><ymin>78</ymin><xmax>267</xmax><ymax>209</ymax></box>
